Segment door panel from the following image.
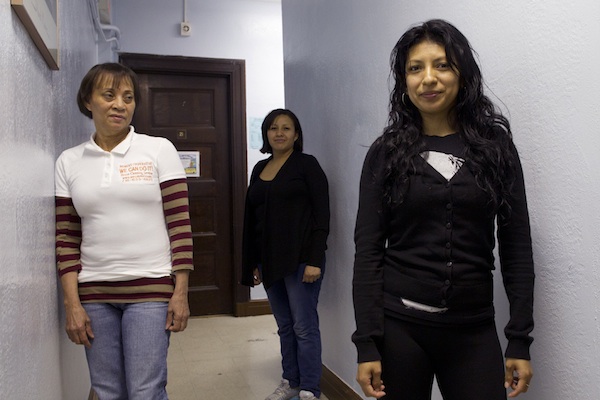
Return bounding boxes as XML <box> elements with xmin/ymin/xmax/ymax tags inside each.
<box><xmin>122</xmin><ymin>54</ymin><xmax>248</xmax><ymax>316</ymax></box>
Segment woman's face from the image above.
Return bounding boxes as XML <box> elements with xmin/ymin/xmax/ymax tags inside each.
<box><xmin>405</xmin><ymin>40</ymin><xmax>460</xmax><ymax>121</ymax></box>
<box><xmin>85</xmin><ymin>74</ymin><xmax>136</xmax><ymax>138</ymax></box>
<box><xmin>267</xmin><ymin>114</ymin><xmax>298</xmax><ymax>155</ymax></box>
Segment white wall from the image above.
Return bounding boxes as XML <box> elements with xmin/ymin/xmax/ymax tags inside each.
<box><xmin>0</xmin><ymin>0</ymin><xmax>100</xmax><ymax>399</ymax></box>
<box><xmin>282</xmin><ymin>1</ymin><xmax>600</xmax><ymax>399</ymax></box>
<box><xmin>111</xmin><ymin>0</ymin><xmax>285</xmax><ymax>299</ymax></box>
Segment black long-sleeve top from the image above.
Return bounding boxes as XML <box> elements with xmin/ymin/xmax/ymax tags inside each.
<box><xmin>352</xmin><ymin>133</ymin><xmax>534</xmax><ymax>362</ymax></box>
<box><xmin>241</xmin><ymin>151</ymin><xmax>330</xmax><ymax>289</ymax></box>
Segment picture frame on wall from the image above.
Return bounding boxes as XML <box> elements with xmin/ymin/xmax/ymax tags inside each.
<box><xmin>178</xmin><ymin>151</ymin><xmax>201</xmax><ymax>178</ymax></box>
<box><xmin>11</xmin><ymin>0</ymin><xmax>59</xmax><ymax>70</ymax></box>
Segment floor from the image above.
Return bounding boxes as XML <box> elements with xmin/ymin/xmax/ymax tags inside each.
<box><xmin>166</xmin><ymin>314</ymin><xmax>329</xmax><ymax>400</ymax></box>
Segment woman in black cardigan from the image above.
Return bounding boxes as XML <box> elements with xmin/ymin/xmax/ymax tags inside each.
<box><xmin>353</xmin><ymin>20</ymin><xmax>534</xmax><ymax>400</ymax></box>
<box><xmin>242</xmin><ymin>109</ymin><xmax>330</xmax><ymax>400</ymax></box>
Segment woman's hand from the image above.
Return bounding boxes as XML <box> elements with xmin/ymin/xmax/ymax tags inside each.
<box><xmin>166</xmin><ymin>292</ymin><xmax>190</xmax><ymax>332</ymax></box>
<box><xmin>505</xmin><ymin>358</ymin><xmax>533</xmax><ymax>397</ymax></box>
<box><xmin>166</xmin><ymin>271</ymin><xmax>191</xmax><ymax>332</ymax></box>
<box><xmin>302</xmin><ymin>265</ymin><xmax>321</xmax><ymax>283</ymax></box>
<box><xmin>357</xmin><ymin>361</ymin><xmax>386</xmax><ymax>398</ymax></box>
<box><xmin>253</xmin><ymin>267</ymin><xmax>262</xmax><ymax>285</ymax></box>
<box><xmin>65</xmin><ymin>303</ymin><xmax>94</xmax><ymax>348</ymax></box>
<box><xmin>61</xmin><ymin>271</ymin><xmax>94</xmax><ymax>348</ymax></box>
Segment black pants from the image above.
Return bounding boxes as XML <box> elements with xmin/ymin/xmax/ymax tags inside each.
<box><xmin>381</xmin><ymin>316</ymin><xmax>506</xmax><ymax>400</ymax></box>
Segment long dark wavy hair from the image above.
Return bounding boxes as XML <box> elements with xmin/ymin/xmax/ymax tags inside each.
<box><xmin>379</xmin><ymin>19</ymin><xmax>516</xmax><ymax>214</ymax></box>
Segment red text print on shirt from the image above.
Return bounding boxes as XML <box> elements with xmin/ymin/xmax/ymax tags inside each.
<box><xmin>119</xmin><ymin>162</ymin><xmax>155</xmax><ymax>183</ymax></box>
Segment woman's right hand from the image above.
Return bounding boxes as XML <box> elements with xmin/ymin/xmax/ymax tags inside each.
<box><xmin>357</xmin><ymin>361</ymin><xmax>386</xmax><ymax>398</ymax></box>
<box><xmin>65</xmin><ymin>303</ymin><xmax>94</xmax><ymax>348</ymax></box>
<box><xmin>60</xmin><ymin>272</ymin><xmax>94</xmax><ymax>348</ymax></box>
<box><xmin>253</xmin><ymin>267</ymin><xmax>262</xmax><ymax>285</ymax></box>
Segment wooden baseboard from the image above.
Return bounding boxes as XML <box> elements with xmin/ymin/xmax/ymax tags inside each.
<box><xmin>235</xmin><ymin>299</ymin><xmax>272</xmax><ymax>317</ymax></box>
<box><xmin>321</xmin><ymin>364</ymin><xmax>362</xmax><ymax>400</ymax></box>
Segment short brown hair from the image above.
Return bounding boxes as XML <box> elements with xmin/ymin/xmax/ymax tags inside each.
<box><xmin>76</xmin><ymin>63</ymin><xmax>140</xmax><ymax>119</ymax></box>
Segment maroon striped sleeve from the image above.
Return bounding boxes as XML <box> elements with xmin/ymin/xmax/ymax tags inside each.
<box><xmin>160</xmin><ymin>179</ymin><xmax>194</xmax><ymax>272</ymax></box>
<box><xmin>55</xmin><ymin>197</ymin><xmax>82</xmax><ymax>277</ymax></box>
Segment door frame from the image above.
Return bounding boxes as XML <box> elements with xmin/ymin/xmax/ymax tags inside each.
<box><xmin>119</xmin><ymin>53</ymin><xmax>251</xmax><ymax>313</ymax></box>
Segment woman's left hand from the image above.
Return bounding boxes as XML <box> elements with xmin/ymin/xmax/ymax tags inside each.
<box><xmin>166</xmin><ymin>292</ymin><xmax>190</xmax><ymax>332</ymax></box>
<box><xmin>166</xmin><ymin>271</ymin><xmax>191</xmax><ymax>332</ymax></box>
<box><xmin>505</xmin><ymin>358</ymin><xmax>533</xmax><ymax>397</ymax></box>
<box><xmin>302</xmin><ymin>265</ymin><xmax>321</xmax><ymax>283</ymax></box>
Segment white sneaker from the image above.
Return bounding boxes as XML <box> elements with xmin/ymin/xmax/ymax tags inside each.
<box><xmin>298</xmin><ymin>390</ymin><xmax>318</xmax><ymax>399</ymax></box>
<box><xmin>265</xmin><ymin>379</ymin><xmax>300</xmax><ymax>400</ymax></box>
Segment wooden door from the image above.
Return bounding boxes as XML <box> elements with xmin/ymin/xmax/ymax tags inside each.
<box><xmin>120</xmin><ymin>54</ymin><xmax>248</xmax><ymax>316</ymax></box>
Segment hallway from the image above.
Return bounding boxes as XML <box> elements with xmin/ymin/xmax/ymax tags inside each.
<box><xmin>167</xmin><ymin>315</ymin><xmax>330</xmax><ymax>400</ymax></box>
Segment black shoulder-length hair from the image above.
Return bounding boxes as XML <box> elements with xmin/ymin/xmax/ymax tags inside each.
<box><xmin>76</xmin><ymin>63</ymin><xmax>140</xmax><ymax>119</ymax></box>
<box><xmin>379</xmin><ymin>19</ymin><xmax>517</xmax><ymax>213</ymax></box>
<box><xmin>260</xmin><ymin>108</ymin><xmax>304</xmax><ymax>154</ymax></box>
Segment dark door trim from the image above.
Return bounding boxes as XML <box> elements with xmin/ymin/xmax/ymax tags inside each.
<box><xmin>119</xmin><ymin>53</ymin><xmax>251</xmax><ymax>311</ymax></box>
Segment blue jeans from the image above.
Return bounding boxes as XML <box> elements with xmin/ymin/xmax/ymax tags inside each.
<box><xmin>266</xmin><ymin>263</ymin><xmax>324</xmax><ymax>397</ymax></box>
<box><xmin>83</xmin><ymin>302</ymin><xmax>170</xmax><ymax>400</ymax></box>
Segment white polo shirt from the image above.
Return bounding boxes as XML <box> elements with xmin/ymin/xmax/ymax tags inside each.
<box><xmin>55</xmin><ymin>126</ymin><xmax>186</xmax><ymax>283</ymax></box>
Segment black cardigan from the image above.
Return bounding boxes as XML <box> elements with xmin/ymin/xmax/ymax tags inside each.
<box><xmin>352</xmin><ymin>133</ymin><xmax>535</xmax><ymax>362</ymax></box>
<box><xmin>241</xmin><ymin>151</ymin><xmax>330</xmax><ymax>289</ymax></box>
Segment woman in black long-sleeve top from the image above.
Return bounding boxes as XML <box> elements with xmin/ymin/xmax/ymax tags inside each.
<box><xmin>242</xmin><ymin>109</ymin><xmax>329</xmax><ymax>400</ymax></box>
<box><xmin>353</xmin><ymin>20</ymin><xmax>535</xmax><ymax>400</ymax></box>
